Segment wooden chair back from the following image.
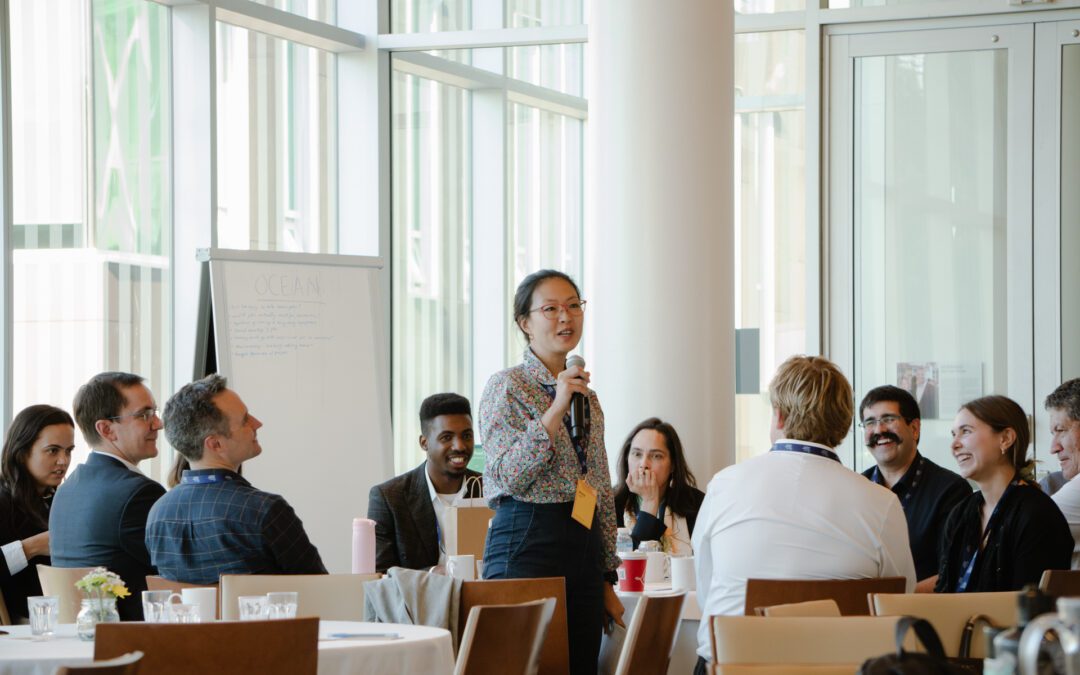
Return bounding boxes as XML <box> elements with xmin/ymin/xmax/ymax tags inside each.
<box><xmin>145</xmin><ymin>576</ymin><xmax>220</xmax><ymax>619</ymax></box>
<box><xmin>714</xmin><ymin>665</ymin><xmax>864</xmax><ymax>675</ymax></box>
<box><xmin>614</xmin><ymin>592</ymin><xmax>686</xmax><ymax>675</ymax></box>
<box><xmin>94</xmin><ymin>618</ymin><xmax>318</xmax><ymax>675</ymax></box>
<box><xmin>758</xmin><ymin>599</ymin><xmax>841</xmax><ymax>618</ymax></box>
<box><xmin>1040</xmin><ymin>569</ymin><xmax>1080</xmax><ymax>597</ymax></box>
<box><xmin>219</xmin><ymin>573</ymin><xmax>379</xmax><ymax>621</ymax></box>
<box><xmin>37</xmin><ymin>564</ymin><xmax>94</xmax><ymax>623</ymax></box>
<box><xmin>459</xmin><ymin>578</ymin><xmax>569</xmax><ymax>675</ymax></box>
<box><xmin>870</xmin><ymin>590</ymin><xmax>1017</xmax><ymax>657</ymax></box>
<box><xmin>710</xmin><ymin>615</ymin><xmax>903</xmax><ymax>665</ymax></box>
<box><xmin>454</xmin><ymin>598</ymin><xmax>556</xmax><ymax>675</ymax></box>
<box><xmin>55</xmin><ymin>651</ymin><xmax>144</xmax><ymax>674</ymax></box>
<box><xmin>743</xmin><ymin>577</ymin><xmax>906</xmax><ymax>616</ymax></box>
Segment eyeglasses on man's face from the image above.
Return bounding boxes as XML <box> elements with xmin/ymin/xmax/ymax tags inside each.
<box><xmin>528</xmin><ymin>300</ymin><xmax>587</xmax><ymax>320</ymax></box>
<box><xmin>858</xmin><ymin>414</ymin><xmax>905</xmax><ymax>429</ymax></box>
<box><xmin>109</xmin><ymin>408</ymin><xmax>160</xmax><ymax>424</ymax></box>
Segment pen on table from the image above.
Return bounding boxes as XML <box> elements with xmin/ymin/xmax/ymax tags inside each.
<box><xmin>326</xmin><ymin>632</ymin><xmax>402</xmax><ymax>639</ymax></box>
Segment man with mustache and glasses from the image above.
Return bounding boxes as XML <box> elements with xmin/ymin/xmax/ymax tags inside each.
<box><xmin>859</xmin><ymin>385</ymin><xmax>971</xmax><ymax>591</ymax></box>
<box><xmin>1046</xmin><ymin>378</ymin><xmax>1080</xmax><ymax>568</ymax></box>
<box><xmin>368</xmin><ymin>393</ymin><xmax>482</xmax><ymax>573</ymax></box>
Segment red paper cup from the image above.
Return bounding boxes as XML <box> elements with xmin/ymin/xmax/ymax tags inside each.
<box><xmin>617</xmin><ymin>553</ymin><xmax>647</xmax><ymax>592</ymax></box>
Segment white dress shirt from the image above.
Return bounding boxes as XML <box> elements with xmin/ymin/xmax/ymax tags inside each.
<box><xmin>1051</xmin><ymin>476</ymin><xmax>1080</xmax><ymax>569</ymax></box>
<box><xmin>424</xmin><ymin>467</ymin><xmax>467</xmax><ymax>566</ymax></box>
<box><xmin>691</xmin><ymin>440</ymin><xmax>916</xmax><ymax>660</ymax></box>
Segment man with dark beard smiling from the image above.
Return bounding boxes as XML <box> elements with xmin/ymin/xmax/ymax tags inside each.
<box><xmin>859</xmin><ymin>385</ymin><xmax>970</xmax><ymax>591</ymax></box>
<box><xmin>368</xmin><ymin>393</ymin><xmax>483</xmax><ymax>573</ymax></box>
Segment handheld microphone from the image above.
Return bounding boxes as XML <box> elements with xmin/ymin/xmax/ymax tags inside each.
<box><xmin>566</xmin><ymin>354</ymin><xmax>586</xmax><ymax>442</ymax></box>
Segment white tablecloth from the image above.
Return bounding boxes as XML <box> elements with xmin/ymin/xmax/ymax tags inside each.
<box><xmin>599</xmin><ymin>586</ymin><xmax>701</xmax><ymax>675</ymax></box>
<box><xmin>0</xmin><ymin>620</ymin><xmax>454</xmax><ymax>675</ymax></box>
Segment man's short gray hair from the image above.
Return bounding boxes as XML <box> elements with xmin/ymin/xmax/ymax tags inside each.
<box><xmin>163</xmin><ymin>374</ymin><xmax>230</xmax><ymax>461</ymax></box>
<box><xmin>1046</xmin><ymin>378</ymin><xmax>1080</xmax><ymax>423</ymax></box>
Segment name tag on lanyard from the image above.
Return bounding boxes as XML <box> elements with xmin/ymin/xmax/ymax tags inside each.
<box><xmin>542</xmin><ymin>384</ymin><xmax>594</xmax><ymax>529</ymax></box>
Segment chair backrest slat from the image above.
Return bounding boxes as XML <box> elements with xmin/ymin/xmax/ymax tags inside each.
<box><xmin>219</xmin><ymin>573</ymin><xmax>379</xmax><ymax>621</ymax></box>
<box><xmin>870</xmin><ymin>590</ymin><xmax>1017</xmax><ymax>657</ymax></box>
<box><xmin>614</xmin><ymin>592</ymin><xmax>686</xmax><ymax>675</ymax></box>
<box><xmin>454</xmin><ymin>598</ymin><xmax>556</xmax><ymax>675</ymax></box>
<box><xmin>458</xmin><ymin>578</ymin><xmax>569</xmax><ymax>675</ymax></box>
<box><xmin>37</xmin><ymin>564</ymin><xmax>94</xmax><ymax>624</ymax></box>
<box><xmin>743</xmin><ymin>577</ymin><xmax>907</xmax><ymax>616</ymax></box>
<box><xmin>94</xmin><ymin>617</ymin><xmax>318</xmax><ymax>675</ymax></box>
<box><xmin>1040</xmin><ymin>569</ymin><xmax>1080</xmax><ymax>597</ymax></box>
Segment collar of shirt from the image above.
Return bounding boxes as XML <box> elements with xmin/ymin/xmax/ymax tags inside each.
<box><xmin>424</xmin><ymin>463</ymin><xmax>467</xmax><ymax>504</ymax></box>
<box><xmin>91</xmin><ymin>449</ymin><xmax>143</xmax><ymax>475</ymax></box>
<box><xmin>180</xmin><ymin>468</ymin><xmax>248</xmax><ymax>486</ymax></box>
<box><xmin>523</xmin><ymin>347</ymin><xmax>558</xmax><ymax>386</ymax></box>
<box><xmin>873</xmin><ymin>451</ymin><xmax>923</xmax><ymax>490</ymax></box>
<box><xmin>773</xmin><ymin>438</ymin><xmax>837</xmax><ymax>455</ymax></box>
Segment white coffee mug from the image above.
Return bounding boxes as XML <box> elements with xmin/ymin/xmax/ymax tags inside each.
<box><xmin>447</xmin><ymin>554</ymin><xmax>476</xmax><ymax>580</ymax></box>
<box><xmin>670</xmin><ymin>555</ymin><xmax>696</xmax><ymax>592</ymax></box>
<box><xmin>645</xmin><ymin>551</ymin><xmax>668</xmax><ymax>584</ymax></box>
<box><xmin>181</xmin><ymin>587</ymin><xmax>217</xmax><ymax>622</ymax></box>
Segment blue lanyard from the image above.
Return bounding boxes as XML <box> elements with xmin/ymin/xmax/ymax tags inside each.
<box><xmin>770</xmin><ymin>441</ymin><xmax>841</xmax><ymax>463</ymax></box>
<box><xmin>871</xmin><ymin>456</ymin><xmax>925</xmax><ymax>511</ymax></box>
<box><xmin>956</xmin><ymin>480</ymin><xmax>1021</xmax><ymax>592</ymax></box>
<box><xmin>541</xmin><ymin>384</ymin><xmax>590</xmax><ymax>475</ymax></box>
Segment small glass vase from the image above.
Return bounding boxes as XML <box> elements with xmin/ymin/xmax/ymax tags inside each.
<box><xmin>75</xmin><ymin>597</ymin><xmax>120</xmax><ymax>641</ymax></box>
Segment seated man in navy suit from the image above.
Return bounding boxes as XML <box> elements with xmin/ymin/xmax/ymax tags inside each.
<box><xmin>145</xmin><ymin>374</ymin><xmax>326</xmax><ymax>583</ymax></box>
<box><xmin>50</xmin><ymin>372</ymin><xmax>167</xmax><ymax>621</ymax></box>
<box><xmin>368</xmin><ymin>392</ymin><xmax>482</xmax><ymax>573</ymax></box>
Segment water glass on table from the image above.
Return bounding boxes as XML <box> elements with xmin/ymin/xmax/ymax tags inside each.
<box><xmin>238</xmin><ymin>595</ymin><xmax>269</xmax><ymax>621</ymax></box>
<box><xmin>142</xmin><ymin>590</ymin><xmax>177</xmax><ymax>623</ymax></box>
<box><xmin>168</xmin><ymin>603</ymin><xmax>202</xmax><ymax>623</ymax></box>
<box><xmin>266</xmin><ymin>592</ymin><xmax>299</xmax><ymax>619</ymax></box>
<box><xmin>27</xmin><ymin>596</ymin><xmax>59</xmax><ymax>638</ymax></box>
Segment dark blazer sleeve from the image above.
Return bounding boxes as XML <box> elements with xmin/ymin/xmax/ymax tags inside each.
<box><xmin>368</xmin><ymin>484</ymin><xmax>401</xmax><ymax>574</ymax></box>
<box><xmin>118</xmin><ymin>480</ymin><xmax>165</xmax><ymax>570</ymax></box>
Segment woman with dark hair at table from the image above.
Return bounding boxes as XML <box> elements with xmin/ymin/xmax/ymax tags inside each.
<box><xmin>935</xmin><ymin>395</ymin><xmax>1072</xmax><ymax>593</ymax></box>
<box><xmin>613</xmin><ymin>417</ymin><xmax>705</xmax><ymax>554</ymax></box>
<box><xmin>0</xmin><ymin>405</ymin><xmax>75</xmax><ymax>621</ymax></box>
<box><xmin>479</xmin><ymin>269</ymin><xmax>623</xmax><ymax>675</ymax></box>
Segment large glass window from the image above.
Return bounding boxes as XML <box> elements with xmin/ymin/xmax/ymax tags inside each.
<box><xmin>390</xmin><ymin>0</ymin><xmax>584</xmax><ymax>33</ymax></box>
<box><xmin>10</xmin><ymin>0</ymin><xmax>171</xmax><ymax>473</ymax></box>
<box><xmin>216</xmin><ymin>24</ymin><xmax>338</xmax><ymax>253</ymax></box>
<box><xmin>390</xmin><ymin>44</ymin><xmax>584</xmax><ymax>473</ymax></box>
<box><xmin>734</xmin><ymin>30</ymin><xmax>807</xmax><ymax>461</ymax></box>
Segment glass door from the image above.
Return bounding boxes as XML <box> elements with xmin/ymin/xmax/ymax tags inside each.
<box><xmin>1034</xmin><ymin>19</ymin><xmax>1080</xmax><ymax>458</ymax></box>
<box><xmin>828</xmin><ymin>25</ymin><xmax>1034</xmax><ymax>472</ymax></box>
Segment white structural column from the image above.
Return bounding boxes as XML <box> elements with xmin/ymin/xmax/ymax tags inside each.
<box><xmin>586</xmin><ymin>1</ymin><xmax>735</xmax><ymax>482</ymax></box>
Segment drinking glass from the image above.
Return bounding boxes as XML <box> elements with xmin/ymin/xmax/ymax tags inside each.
<box><xmin>238</xmin><ymin>595</ymin><xmax>269</xmax><ymax>621</ymax></box>
<box><xmin>168</xmin><ymin>603</ymin><xmax>202</xmax><ymax>623</ymax></box>
<box><xmin>266</xmin><ymin>592</ymin><xmax>298</xmax><ymax>619</ymax></box>
<box><xmin>142</xmin><ymin>590</ymin><xmax>177</xmax><ymax>623</ymax></box>
<box><xmin>27</xmin><ymin>596</ymin><xmax>59</xmax><ymax>638</ymax></box>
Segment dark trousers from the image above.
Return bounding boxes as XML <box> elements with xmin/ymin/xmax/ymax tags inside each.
<box><xmin>483</xmin><ymin>498</ymin><xmax>605</xmax><ymax>675</ymax></box>
<box><xmin>693</xmin><ymin>656</ymin><xmax>709</xmax><ymax>675</ymax></box>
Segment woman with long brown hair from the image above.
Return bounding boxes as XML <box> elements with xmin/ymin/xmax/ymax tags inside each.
<box><xmin>0</xmin><ymin>405</ymin><xmax>75</xmax><ymax>620</ymax></box>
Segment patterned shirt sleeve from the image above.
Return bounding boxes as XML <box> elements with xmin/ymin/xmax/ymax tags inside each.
<box><xmin>479</xmin><ymin>369</ymin><xmax>556</xmax><ymax>496</ymax></box>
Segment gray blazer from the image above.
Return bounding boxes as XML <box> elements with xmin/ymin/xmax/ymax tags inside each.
<box><xmin>367</xmin><ymin>463</ymin><xmax>482</xmax><ymax>573</ymax></box>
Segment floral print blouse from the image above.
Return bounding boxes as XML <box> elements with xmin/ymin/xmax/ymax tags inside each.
<box><xmin>479</xmin><ymin>348</ymin><xmax>619</xmax><ymax>572</ymax></box>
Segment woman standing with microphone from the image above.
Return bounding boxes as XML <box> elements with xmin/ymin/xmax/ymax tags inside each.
<box><xmin>480</xmin><ymin>269</ymin><xmax>623</xmax><ymax>675</ymax></box>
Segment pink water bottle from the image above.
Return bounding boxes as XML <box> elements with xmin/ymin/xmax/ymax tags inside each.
<box><xmin>352</xmin><ymin>518</ymin><xmax>376</xmax><ymax>574</ymax></box>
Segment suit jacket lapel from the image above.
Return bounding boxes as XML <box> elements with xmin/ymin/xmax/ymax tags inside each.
<box><xmin>406</xmin><ymin>464</ymin><xmax>439</xmax><ymax>564</ymax></box>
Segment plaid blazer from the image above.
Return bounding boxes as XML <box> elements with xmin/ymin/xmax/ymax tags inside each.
<box><xmin>145</xmin><ymin>469</ymin><xmax>326</xmax><ymax>584</ymax></box>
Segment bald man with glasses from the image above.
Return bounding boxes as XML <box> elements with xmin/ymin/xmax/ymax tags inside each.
<box><xmin>859</xmin><ymin>385</ymin><xmax>970</xmax><ymax>591</ymax></box>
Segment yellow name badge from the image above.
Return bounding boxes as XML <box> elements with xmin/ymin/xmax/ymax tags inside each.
<box><xmin>571</xmin><ymin>479</ymin><xmax>597</xmax><ymax>529</ymax></box>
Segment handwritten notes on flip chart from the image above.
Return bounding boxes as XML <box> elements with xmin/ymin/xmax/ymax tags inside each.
<box><xmin>204</xmin><ymin>251</ymin><xmax>389</xmax><ymax>574</ymax></box>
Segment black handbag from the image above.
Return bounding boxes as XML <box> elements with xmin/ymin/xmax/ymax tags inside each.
<box><xmin>858</xmin><ymin>616</ymin><xmax>977</xmax><ymax>675</ymax></box>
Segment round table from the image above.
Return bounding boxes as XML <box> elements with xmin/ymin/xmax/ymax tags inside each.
<box><xmin>0</xmin><ymin>620</ymin><xmax>454</xmax><ymax>675</ymax></box>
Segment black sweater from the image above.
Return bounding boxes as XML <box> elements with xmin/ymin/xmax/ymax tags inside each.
<box><xmin>935</xmin><ymin>480</ymin><xmax>1073</xmax><ymax>593</ymax></box>
<box><xmin>0</xmin><ymin>488</ymin><xmax>50</xmax><ymax>622</ymax></box>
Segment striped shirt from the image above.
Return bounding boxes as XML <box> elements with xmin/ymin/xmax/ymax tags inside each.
<box><xmin>479</xmin><ymin>348</ymin><xmax>618</xmax><ymax>572</ymax></box>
